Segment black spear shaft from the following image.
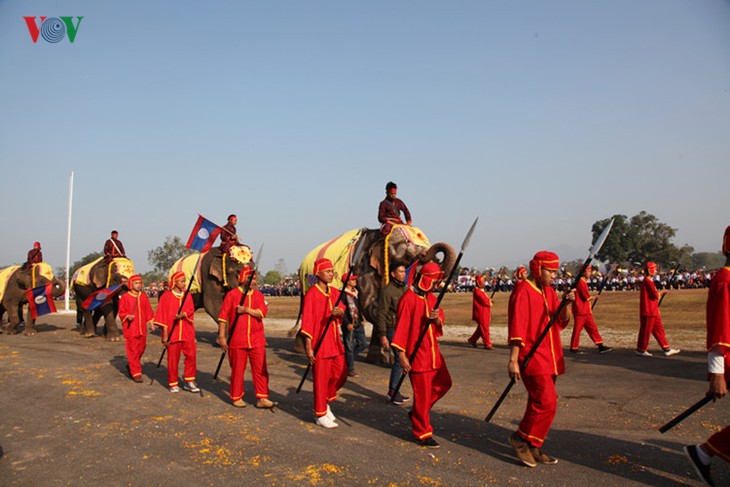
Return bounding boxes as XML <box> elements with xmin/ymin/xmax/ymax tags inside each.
<box><xmin>296</xmin><ymin>238</ymin><xmax>365</xmax><ymax>394</ymax></box>
<box><xmin>658</xmin><ymin>262</ymin><xmax>682</xmax><ymax>308</ymax></box>
<box><xmin>213</xmin><ymin>244</ymin><xmax>263</xmax><ymax>381</ymax></box>
<box><xmin>659</xmin><ymin>395</ymin><xmax>713</xmax><ymax>433</ymax></box>
<box><xmin>490</xmin><ymin>268</ymin><xmax>505</xmax><ymax>300</ymax></box>
<box><xmin>591</xmin><ymin>264</ymin><xmax>618</xmax><ymax>310</ymax></box>
<box><xmin>485</xmin><ymin>218</ymin><xmax>614</xmax><ymax>422</ymax></box>
<box><xmin>389</xmin><ymin>217</ymin><xmax>478</xmax><ymax>402</ymax></box>
<box><xmin>156</xmin><ymin>254</ymin><xmax>202</xmax><ymax>368</ymax></box>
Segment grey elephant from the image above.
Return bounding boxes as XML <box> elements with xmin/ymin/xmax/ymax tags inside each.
<box><xmin>71</xmin><ymin>257</ymin><xmax>135</xmax><ymax>340</ymax></box>
<box><xmin>0</xmin><ymin>263</ymin><xmax>66</xmax><ymax>335</ymax></box>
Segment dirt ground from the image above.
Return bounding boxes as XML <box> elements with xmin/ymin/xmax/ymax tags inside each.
<box><xmin>1</xmin><ymin>290</ymin><xmax>728</xmax><ymax>486</ymax></box>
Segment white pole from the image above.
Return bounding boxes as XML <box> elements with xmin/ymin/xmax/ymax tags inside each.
<box><xmin>64</xmin><ymin>171</ymin><xmax>74</xmax><ymax>312</ymax></box>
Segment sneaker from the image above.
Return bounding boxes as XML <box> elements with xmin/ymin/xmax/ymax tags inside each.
<box><xmin>417</xmin><ymin>437</ymin><xmax>440</xmax><ymax>448</ymax></box>
<box><xmin>169</xmin><ymin>386</ymin><xmax>180</xmax><ymax>393</ymax></box>
<box><xmin>683</xmin><ymin>445</ymin><xmax>715</xmax><ymax>486</ymax></box>
<box><xmin>232</xmin><ymin>399</ymin><xmax>246</xmax><ymax>408</ymax></box>
<box><xmin>388</xmin><ymin>391</ymin><xmax>410</xmax><ymax>405</ymax></box>
<box><xmin>132</xmin><ymin>376</ymin><xmax>144</xmax><ymax>383</ymax></box>
<box><xmin>569</xmin><ymin>349</ymin><xmax>584</xmax><ymax>355</ymax></box>
<box><xmin>315</xmin><ymin>415</ymin><xmax>338</xmax><ymax>429</ymax></box>
<box><xmin>183</xmin><ymin>381</ymin><xmax>200</xmax><ymax>393</ymax></box>
<box><xmin>598</xmin><ymin>344</ymin><xmax>613</xmax><ymax>353</ymax></box>
<box><xmin>348</xmin><ymin>371</ymin><xmax>360</xmax><ymax>378</ymax></box>
<box><xmin>664</xmin><ymin>348</ymin><xmax>681</xmax><ymax>357</ymax></box>
<box><xmin>509</xmin><ymin>432</ymin><xmax>537</xmax><ymax>468</ymax></box>
<box><xmin>467</xmin><ymin>340</ymin><xmax>477</xmax><ymax>348</ymax></box>
<box><xmin>530</xmin><ymin>447</ymin><xmax>559</xmax><ymax>465</ymax></box>
<box><xmin>256</xmin><ymin>398</ymin><xmax>278</xmax><ymax>409</ymax></box>
<box><xmin>325</xmin><ymin>405</ymin><xmax>336</xmax><ymax>422</ymax></box>
<box><xmin>636</xmin><ymin>350</ymin><xmax>653</xmax><ymax>357</ymax></box>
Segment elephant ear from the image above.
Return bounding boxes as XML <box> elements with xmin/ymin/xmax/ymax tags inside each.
<box><xmin>15</xmin><ymin>269</ymin><xmax>32</xmax><ymax>290</ymax></box>
<box><xmin>209</xmin><ymin>254</ymin><xmax>224</xmax><ymax>283</ymax></box>
<box><xmin>369</xmin><ymin>240</ymin><xmax>385</xmax><ymax>277</ymax></box>
<box><xmin>91</xmin><ymin>264</ymin><xmax>106</xmax><ymax>289</ymax></box>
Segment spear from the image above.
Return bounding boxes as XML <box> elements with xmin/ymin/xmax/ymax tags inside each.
<box><xmin>591</xmin><ymin>263</ymin><xmax>619</xmax><ymax>310</ymax></box>
<box><xmin>658</xmin><ymin>262</ymin><xmax>681</xmax><ymax>307</ymax></box>
<box><xmin>296</xmin><ymin>237</ymin><xmax>366</xmax><ymax>394</ymax></box>
<box><xmin>659</xmin><ymin>395</ymin><xmax>713</xmax><ymax>433</ymax></box>
<box><xmin>485</xmin><ymin>218</ymin><xmax>615</xmax><ymax>422</ymax></box>
<box><xmin>212</xmin><ymin>243</ymin><xmax>264</xmax><ymax>381</ymax></box>
<box><xmin>156</xmin><ymin>252</ymin><xmax>203</xmax><ymax>368</ymax></box>
<box><xmin>490</xmin><ymin>267</ymin><xmax>506</xmax><ymax>300</ymax></box>
<box><xmin>389</xmin><ymin>217</ymin><xmax>479</xmax><ymax>402</ymax></box>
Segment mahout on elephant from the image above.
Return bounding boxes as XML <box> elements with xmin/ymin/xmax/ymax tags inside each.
<box><xmin>0</xmin><ymin>262</ymin><xmax>65</xmax><ymax>335</ymax></box>
<box><xmin>71</xmin><ymin>257</ymin><xmax>135</xmax><ymax>340</ymax></box>
<box><xmin>295</xmin><ymin>225</ymin><xmax>456</xmax><ymax>359</ymax></box>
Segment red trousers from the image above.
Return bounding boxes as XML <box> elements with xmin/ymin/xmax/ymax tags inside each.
<box><xmin>570</xmin><ymin>314</ymin><xmax>603</xmax><ymax>349</ymax></box>
<box><xmin>409</xmin><ymin>363</ymin><xmax>452</xmax><ymax>440</ymax></box>
<box><xmin>637</xmin><ymin>316</ymin><xmax>670</xmax><ymax>352</ymax></box>
<box><xmin>707</xmin><ymin>426</ymin><xmax>730</xmax><ymax>463</ymax></box>
<box><xmin>468</xmin><ymin>320</ymin><xmax>492</xmax><ymax>348</ymax></box>
<box><xmin>313</xmin><ymin>354</ymin><xmax>347</xmax><ymax>417</ymax></box>
<box><xmin>125</xmin><ymin>335</ymin><xmax>146</xmax><ymax>378</ymax></box>
<box><xmin>167</xmin><ymin>339</ymin><xmax>197</xmax><ymax>387</ymax></box>
<box><xmin>517</xmin><ymin>374</ymin><xmax>557</xmax><ymax>448</ymax></box>
<box><xmin>228</xmin><ymin>346</ymin><xmax>270</xmax><ymax>401</ymax></box>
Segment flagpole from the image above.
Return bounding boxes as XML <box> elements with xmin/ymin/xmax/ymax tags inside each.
<box><xmin>64</xmin><ymin>171</ymin><xmax>74</xmax><ymax>313</ymax></box>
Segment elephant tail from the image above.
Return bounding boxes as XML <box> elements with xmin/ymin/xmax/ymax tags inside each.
<box><xmin>286</xmin><ymin>286</ymin><xmax>305</xmax><ymax>337</ymax></box>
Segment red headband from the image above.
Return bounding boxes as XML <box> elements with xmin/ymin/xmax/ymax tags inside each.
<box><xmin>529</xmin><ymin>251</ymin><xmax>560</xmax><ymax>276</ymax></box>
<box><xmin>127</xmin><ymin>274</ymin><xmax>142</xmax><ymax>288</ymax></box>
<box><xmin>238</xmin><ymin>266</ymin><xmax>255</xmax><ymax>283</ymax></box>
<box><xmin>645</xmin><ymin>262</ymin><xmax>657</xmax><ymax>275</ymax></box>
<box><xmin>475</xmin><ymin>275</ymin><xmax>485</xmax><ymax>288</ymax></box>
<box><xmin>33</xmin><ymin>241</ymin><xmax>41</xmax><ymax>248</ymax></box>
<box><xmin>170</xmin><ymin>271</ymin><xmax>186</xmax><ymax>288</ymax></box>
<box><xmin>417</xmin><ymin>262</ymin><xmax>444</xmax><ymax>292</ymax></box>
<box><xmin>314</xmin><ymin>258</ymin><xmax>333</xmax><ymax>275</ymax></box>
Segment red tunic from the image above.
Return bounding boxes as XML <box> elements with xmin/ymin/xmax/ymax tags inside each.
<box><xmin>300</xmin><ymin>284</ymin><xmax>346</xmax><ymax>358</ymax></box>
<box><xmin>391</xmin><ymin>289</ymin><xmax>445</xmax><ymax>372</ymax></box>
<box><xmin>27</xmin><ymin>248</ymin><xmax>43</xmax><ymax>266</ymax></box>
<box><xmin>378</xmin><ymin>197</ymin><xmax>411</xmax><ymax>224</ymax></box>
<box><xmin>707</xmin><ymin>267</ymin><xmax>730</xmax><ymax>357</ymax></box>
<box><xmin>640</xmin><ymin>277</ymin><xmax>660</xmax><ymax>317</ymax></box>
<box><xmin>154</xmin><ymin>290</ymin><xmax>195</xmax><ymax>343</ymax></box>
<box><xmin>472</xmin><ymin>287</ymin><xmax>492</xmax><ymax>324</ymax></box>
<box><xmin>119</xmin><ymin>291</ymin><xmax>154</xmax><ymax>338</ymax></box>
<box><xmin>218</xmin><ymin>288</ymin><xmax>268</xmax><ymax>349</ymax></box>
<box><xmin>508</xmin><ymin>280</ymin><xmax>568</xmax><ymax>376</ymax></box>
<box><xmin>104</xmin><ymin>238</ymin><xmax>126</xmax><ymax>258</ymax></box>
<box><xmin>219</xmin><ymin>222</ymin><xmax>237</xmax><ymax>253</ymax></box>
<box><xmin>572</xmin><ymin>278</ymin><xmax>592</xmax><ymax>316</ymax></box>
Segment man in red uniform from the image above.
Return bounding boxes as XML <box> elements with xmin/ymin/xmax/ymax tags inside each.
<box><xmin>118</xmin><ymin>274</ymin><xmax>154</xmax><ymax>382</ymax></box>
<box><xmin>154</xmin><ymin>271</ymin><xmax>198</xmax><ymax>393</ymax></box>
<box><xmin>507</xmin><ymin>251</ymin><xmax>574</xmax><ymax>467</ymax></box>
<box><xmin>22</xmin><ymin>242</ymin><xmax>43</xmax><ymax>270</ymax></box>
<box><xmin>300</xmin><ymin>258</ymin><xmax>347</xmax><ymax>428</ymax></box>
<box><xmin>217</xmin><ymin>267</ymin><xmax>276</xmax><ymax>409</ymax></box>
<box><xmin>684</xmin><ymin>225</ymin><xmax>730</xmax><ymax>486</ymax></box>
<box><xmin>468</xmin><ymin>274</ymin><xmax>493</xmax><ymax>349</ymax></box>
<box><xmin>637</xmin><ymin>262</ymin><xmax>680</xmax><ymax>357</ymax></box>
<box><xmin>378</xmin><ymin>182</ymin><xmax>412</xmax><ymax>235</ymax></box>
<box><xmin>570</xmin><ymin>265</ymin><xmax>612</xmax><ymax>354</ymax></box>
<box><xmin>392</xmin><ymin>262</ymin><xmax>451</xmax><ymax>448</ymax></box>
<box><xmin>103</xmin><ymin>230</ymin><xmax>126</xmax><ymax>263</ymax></box>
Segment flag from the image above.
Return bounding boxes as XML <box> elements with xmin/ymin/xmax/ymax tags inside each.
<box><xmin>82</xmin><ymin>285</ymin><xmax>122</xmax><ymax>311</ymax></box>
<box><xmin>186</xmin><ymin>215</ymin><xmax>221</xmax><ymax>252</ymax></box>
<box><xmin>26</xmin><ymin>283</ymin><xmax>58</xmax><ymax>320</ymax></box>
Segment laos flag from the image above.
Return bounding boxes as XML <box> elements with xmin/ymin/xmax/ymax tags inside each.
<box><xmin>26</xmin><ymin>283</ymin><xmax>58</xmax><ymax>320</ymax></box>
<box><xmin>82</xmin><ymin>284</ymin><xmax>122</xmax><ymax>311</ymax></box>
<box><xmin>186</xmin><ymin>215</ymin><xmax>221</xmax><ymax>252</ymax></box>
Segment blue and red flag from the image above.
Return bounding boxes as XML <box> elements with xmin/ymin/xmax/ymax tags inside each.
<box><xmin>26</xmin><ymin>283</ymin><xmax>58</xmax><ymax>320</ymax></box>
<box><xmin>82</xmin><ymin>284</ymin><xmax>122</xmax><ymax>311</ymax></box>
<box><xmin>186</xmin><ymin>215</ymin><xmax>221</xmax><ymax>252</ymax></box>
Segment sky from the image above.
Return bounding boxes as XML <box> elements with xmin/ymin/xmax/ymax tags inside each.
<box><xmin>1</xmin><ymin>0</ymin><xmax>729</xmax><ymax>276</ymax></box>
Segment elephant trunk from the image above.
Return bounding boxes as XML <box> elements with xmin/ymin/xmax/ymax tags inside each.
<box><xmin>51</xmin><ymin>278</ymin><xmax>66</xmax><ymax>298</ymax></box>
<box><xmin>422</xmin><ymin>242</ymin><xmax>457</xmax><ymax>277</ymax></box>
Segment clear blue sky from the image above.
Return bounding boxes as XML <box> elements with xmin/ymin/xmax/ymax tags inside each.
<box><xmin>1</xmin><ymin>0</ymin><xmax>729</xmax><ymax>275</ymax></box>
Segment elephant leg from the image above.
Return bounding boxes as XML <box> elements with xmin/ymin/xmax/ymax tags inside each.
<box><xmin>103</xmin><ymin>306</ymin><xmax>121</xmax><ymax>341</ymax></box>
<box><xmin>80</xmin><ymin>309</ymin><xmax>96</xmax><ymax>337</ymax></box>
<box><xmin>4</xmin><ymin>303</ymin><xmax>22</xmax><ymax>335</ymax></box>
<box><xmin>23</xmin><ymin>307</ymin><xmax>37</xmax><ymax>336</ymax></box>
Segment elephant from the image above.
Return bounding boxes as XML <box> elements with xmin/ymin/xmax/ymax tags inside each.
<box><xmin>72</xmin><ymin>257</ymin><xmax>135</xmax><ymax>340</ymax></box>
<box><xmin>168</xmin><ymin>246</ymin><xmax>252</xmax><ymax>323</ymax></box>
<box><xmin>0</xmin><ymin>263</ymin><xmax>66</xmax><ymax>335</ymax></box>
<box><xmin>296</xmin><ymin>225</ymin><xmax>456</xmax><ymax>358</ymax></box>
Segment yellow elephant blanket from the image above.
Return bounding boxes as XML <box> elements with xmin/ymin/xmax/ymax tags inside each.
<box><xmin>168</xmin><ymin>253</ymin><xmax>204</xmax><ymax>294</ymax></box>
<box><xmin>0</xmin><ymin>263</ymin><xmax>54</xmax><ymax>303</ymax></box>
<box><xmin>0</xmin><ymin>265</ymin><xmax>21</xmax><ymax>303</ymax></box>
<box><xmin>299</xmin><ymin>229</ymin><xmax>364</xmax><ymax>293</ymax></box>
<box><xmin>72</xmin><ymin>257</ymin><xmax>135</xmax><ymax>288</ymax></box>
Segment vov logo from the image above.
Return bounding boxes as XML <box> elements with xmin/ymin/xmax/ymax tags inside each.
<box><xmin>23</xmin><ymin>16</ymin><xmax>84</xmax><ymax>44</ymax></box>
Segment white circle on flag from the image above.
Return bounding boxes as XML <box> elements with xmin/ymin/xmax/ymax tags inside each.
<box><xmin>96</xmin><ymin>293</ymin><xmax>109</xmax><ymax>301</ymax></box>
<box><xmin>35</xmin><ymin>295</ymin><xmax>47</xmax><ymax>305</ymax></box>
<box><xmin>197</xmin><ymin>228</ymin><xmax>210</xmax><ymax>239</ymax></box>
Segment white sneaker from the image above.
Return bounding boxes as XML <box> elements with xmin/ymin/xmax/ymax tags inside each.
<box><xmin>169</xmin><ymin>386</ymin><xmax>180</xmax><ymax>393</ymax></box>
<box><xmin>325</xmin><ymin>404</ymin><xmax>337</xmax><ymax>422</ymax></box>
<box><xmin>664</xmin><ymin>348</ymin><xmax>681</xmax><ymax>357</ymax></box>
<box><xmin>636</xmin><ymin>350</ymin><xmax>653</xmax><ymax>357</ymax></box>
<box><xmin>183</xmin><ymin>381</ymin><xmax>200</xmax><ymax>393</ymax></box>
<box><xmin>315</xmin><ymin>415</ymin><xmax>339</xmax><ymax>429</ymax></box>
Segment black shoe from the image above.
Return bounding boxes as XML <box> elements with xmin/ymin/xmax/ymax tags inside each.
<box><xmin>598</xmin><ymin>344</ymin><xmax>613</xmax><ymax>353</ymax></box>
<box><xmin>417</xmin><ymin>437</ymin><xmax>440</xmax><ymax>448</ymax></box>
<box><xmin>569</xmin><ymin>349</ymin><xmax>584</xmax><ymax>355</ymax></box>
<box><xmin>684</xmin><ymin>445</ymin><xmax>715</xmax><ymax>486</ymax></box>
<box><xmin>388</xmin><ymin>391</ymin><xmax>409</xmax><ymax>405</ymax></box>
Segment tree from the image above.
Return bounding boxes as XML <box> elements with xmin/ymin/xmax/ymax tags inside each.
<box><xmin>263</xmin><ymin>270</ymin><xmax>282</xmax><ymax>285</ymax></box>
<box><xmin>142</xmin><ymin>270</ymin><xmax>166</xmax><ymax>284</ymax></box>
<box><xmin>56</xmin><ymin>251</ymin><xmax>105</xmax><ymax>280</ymax></box>
<box><xmin>691</xmin><ymin>252</ymin><xmax>724</xmax><ymax>270</ymax></box>
<box><xmin>591</xmin><ymin>212</ymin><xmax>694</xmax><ymax>268</ymax></box>
<box><xmin>147</xmin><ymin>236</ymin><xmax>193</xmax><ymax>274</ymax></box>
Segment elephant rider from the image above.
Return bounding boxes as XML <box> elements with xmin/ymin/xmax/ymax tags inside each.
<box><xmin>22</xmin><ymin>242</ymin><xmax>43</xmax><ymax>270</ymax></box>
<box><xmin>219</xmin><ymin>214</ymin><xmax>239</xmax><ymax>287</ymax></box>
<box><xmin>378</xmin><ymin>181</ymin><xmax>412</xmax><ymax>235</ymax></box>
<box><xmin>104</xmin><ymin>230</ymin><xmax>126</xmax><ymax>263</ymax></box>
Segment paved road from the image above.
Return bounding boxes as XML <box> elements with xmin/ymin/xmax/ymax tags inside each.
<box><xmin>0</xmin><ymin>313</ymin><xmax>726</xmax><ymax>486</ymax></box>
